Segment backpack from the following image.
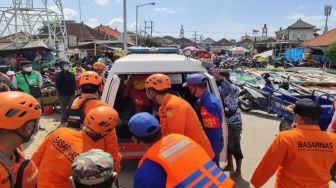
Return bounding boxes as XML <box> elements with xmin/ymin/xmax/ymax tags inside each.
<box><xmin>67</xmin><ymin>96</ymin><xmax>97</xmax><ymax>129</ymax></box>
<box><xmin>0</xmin><ymin>149</ymin><xmax>37</xmax><ymax>188</ymax></box>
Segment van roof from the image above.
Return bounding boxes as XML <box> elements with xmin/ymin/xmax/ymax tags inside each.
<box><xmin>110</xmin><ymin>54</ymin><xmax>207</xmax><ymax>74</ymax></box>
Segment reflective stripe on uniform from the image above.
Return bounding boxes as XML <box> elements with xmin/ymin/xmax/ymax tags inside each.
<box><xmin>162</xmin><ymin>139</ymin><xmax>191</xmax><ymax>158</ymax></box>
<box><xmin>175</xmin><ymin>170</ymin><xmax>202</xmax><ymax>188</ymax></box>
<box><xmin>192</xmin><ymin>176</ymin><xmax>210</xmax><ymax>187</ymax></box>
<box><xmin>204</xmin><ymin>160</ymin><xmax>215</xmax><ymax>169</ymax></box>
<box><xmin>68</xmin><ymin>116</ymin><xmax>81</xmax><ymax>120</ymax></box>
<box><xmin>218</xmin><ymin>173</ymin><xmax>228</xmax><ymax>183</ymax></box>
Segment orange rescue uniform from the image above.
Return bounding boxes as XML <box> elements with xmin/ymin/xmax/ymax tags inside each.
<box><xmin>159</xmin><ymin>94</ymin><xmax>215</xmax><ymax>158</ymax></box>
<box><xmin>69</xmin><ymin>93</ymin><xmax>122</xmax><ymax>172</ymax></box>
<box><xmin>31</xmin><ymin>127</ymin><xmax>119</xmax><ymax>188</ymax></box>
<box><xmin>98</xmin><ymin>75</ymin><xmax>106</xmax><ymax>97</ymax></box>
<box><xmin>139</xmin><ymin>134</ymin><xmax>234</xmax><ymax>187</ymax></box>
<box><xmin>251</xmin><ymin>125</ymin><xmax>336</xmax><ymax>188</ymax></box>
<box><xmin>0</xmin><ymin>146</ymin><xmax>38</xmax><ymax>188</ymax></box>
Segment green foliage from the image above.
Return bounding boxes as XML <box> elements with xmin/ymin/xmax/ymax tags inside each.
<box><xmin>140</xmin><ymin>36</ymin><xmax>155</xmax><ymax>47</ymax></box>
<box><xmin>37</xmin><ymin>20</ymin><xmax>76</xmax><ymax>34</ymax></box>
<box><xmin>324</xmin><ymin>43</ymin><xmax>336</xmax><ymax>65</ymax></box>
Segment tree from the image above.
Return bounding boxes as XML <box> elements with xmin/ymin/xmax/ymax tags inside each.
<box><xmin>324</xmin><ymin>43</ymin><xmax>336</xmax><ymax>66</ymax></box>
<box><xmin>140</xmin><ymin>36</ymin><xmax>155</xmax><ymax>47</ymax></box>
<box><xmin>37</xmin><ymin>20</ymin><xmax>76</xmax><ymax>34</ymax></box>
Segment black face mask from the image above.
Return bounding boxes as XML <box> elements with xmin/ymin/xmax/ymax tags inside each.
<box><xmin>85</xmin><ymin>131</ymin><xmax>104</xmax><ymax>142</ymax></box>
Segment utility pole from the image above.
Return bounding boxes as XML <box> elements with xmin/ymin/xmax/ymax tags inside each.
<box><xmin>179</xmin><ymin>25</ymin><xmax>184</xmax><ymax>38</ymax></box>
<box><xmin>150</xmin><ymin>21</ymin><xmax>153</xmax><ymax>38</ymax></box>
<box><xmin>193</xmin><ymin>31</ymin><xmax>197</xmax><ymax>43</ymax></box>
<box><xmin>78</xmin><ymin>0</ymin><xmax>82</xmax><ymax>22</ymax></box>
<box><xmin>123</xmin><ymin>0</ymin><xmax>127</xmax><ymax>55</ymax></box>
<box><xmin>144</xmin><ymin>21</ymin><xmax>151</xmax><ymax>37</ymax></box>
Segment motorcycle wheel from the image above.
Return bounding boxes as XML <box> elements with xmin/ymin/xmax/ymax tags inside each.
<box><xmin>279</xmin><ymin>119</ymin><xmax>293</xmax><ymax>132</ymax></box>
<box><xmin>238</xmin><ymin>91</ymin><xmax>253</xmax><ymax>112</ymax></box>
<box><xmin>274</xmin><ymin>63</ymin><xmax>278</xmax><ymax>68</ymax></box>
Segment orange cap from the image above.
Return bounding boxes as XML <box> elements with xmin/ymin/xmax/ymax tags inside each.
<box><xmin>79</xmin><ymin>71</ymin><xmax>102</xmax><ymax>86</ymax></box>
<box><xmin>93</xmin><ymin>62</ymin><xmax>107</xmax><ymax>71</ymax></box>
<box><xmin>145</xmin><ymin>74</ymin><xmax>171</xmax><ymax>91</ymax></box>
<box><xmin>0</xmin><ymin>91</ymin><xmax>41</xmax><ymax>129</ymax></box>
<box><xmin>84</xmin><ymin>106</ymin><xmax>119</xmax><ymax>134</ymax></box>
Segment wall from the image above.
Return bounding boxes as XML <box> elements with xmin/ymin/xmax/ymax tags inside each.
<box><xmin>288</xmin><ymin>29</ymin><xmax>314</xmax><ymax>41</ymax></box>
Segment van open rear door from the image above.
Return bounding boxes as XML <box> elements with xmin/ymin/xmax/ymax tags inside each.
<box><xmin>102</xmin><ymin>73</ymin><xmax>147</xmax><ymax>159</ymax></box>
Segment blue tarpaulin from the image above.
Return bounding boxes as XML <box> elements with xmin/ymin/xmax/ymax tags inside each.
<box><xmin>312</xmin><ymin>55</ymin><xmax>328</xmax><ymax>63</ymax></box>
<box><xmin>284</xmin><ymin>48</ymin><xmax>304</xmax><ymax>61</ymax></box>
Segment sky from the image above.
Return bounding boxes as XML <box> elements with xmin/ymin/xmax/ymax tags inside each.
<box><xmin>0</xmin><ymin>0</ymin><xmax>336</xmax><ymax>41</ymax></box>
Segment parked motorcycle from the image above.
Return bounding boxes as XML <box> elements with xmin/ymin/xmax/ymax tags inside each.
<box><xmin>238</xmin><ymin>76</ymin><xmax>292</xmax><ymax>112</ymax></box>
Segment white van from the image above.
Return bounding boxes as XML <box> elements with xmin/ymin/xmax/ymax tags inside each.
<box><xmin>102</xmin><ymin>49</ymin><xmax>228</xmax><ymax>160</ymax></box>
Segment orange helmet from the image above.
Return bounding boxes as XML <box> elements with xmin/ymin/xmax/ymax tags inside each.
<box><xmin>93</xmin><ymin>62</ymin><xmax>107</xmax><ymax>71</ymax></box>
<box><xmin>145</xmin><ymin>74</ymin><xmax>171</xmax><ymax>91</ymax></box>
<box><xmin>84</xmin><ymin>106</ymin><xmax>119</xmax><ymax>134</ymax></box>
<box><xmin>0</xmin><ymin>91</ymin><xmax>41</xmax><ymax>130</ymax></box>
<box><xmin>79</xmin><ymin>71</ymin><xmax>102</xmax><ymax>86</ymax></box>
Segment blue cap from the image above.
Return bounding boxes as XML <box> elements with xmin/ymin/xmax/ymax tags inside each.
<box><xmin>128</xmin><ymin>112</ymin><xmax>160</xmax><ymax>138</ymax></box>
<box><xmin>183</xmin><ymin>73</ymin><xmax>207</xmax><ymax>87</ymax></box>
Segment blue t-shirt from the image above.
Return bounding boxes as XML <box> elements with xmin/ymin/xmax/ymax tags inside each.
<box><xmin>200</xmin><ymin>91</ymin><xmax>224</xmax><ymax>162</ymax></box>
<box><xmin>134</xmin><ymin>159</ymin><xmax>167</xmax><ymax>188</ymax></box>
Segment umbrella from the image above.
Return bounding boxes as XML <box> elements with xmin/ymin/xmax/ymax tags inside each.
<box><xmin>230</xmin><ymin>47</ymin><xmax>249</xmax><ymax>54</ymax></box>
<box><xmin>183</xmin><ymin>46</ymin><xmax>199</xmax><ymax>51</ymax></box>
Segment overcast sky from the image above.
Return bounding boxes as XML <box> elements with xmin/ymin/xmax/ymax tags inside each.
<box><xmin>0</xmin><ymin>0</ymin><xmax>335</xmax><ymax>41</ymax></box>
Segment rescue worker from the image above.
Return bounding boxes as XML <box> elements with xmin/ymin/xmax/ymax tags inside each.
<box><xmin>32</xmin><ymin>106</ymin><xmax>120</xmax><ymax>188</ymax></box>
<box><xmin>72</xmin><ymin>61</ymin><xmax>86</xmax><ymax>89</ymax></box>
<box><xmin>92</xmin><ymin>61</ymin><xmax>107</xmax><ymax>97</ymax></box>
<box><xmin>251</xmin><ymin>98</ymin><xmax>336</xmax><ymax>188</ymax></box>
<box><xmin>123</xmin><ymin>74</ymin><xmax>151</xmax><ymax>113</ymax></box>
<box><xmin>68</xmin><ymin>71</ymin><xmax>106</xmax><ymax>129</ymax></box>
<box><xmin>214</xmin><ymin>70</ymin><xmax>243</xmax><ymax>180</ymax></box>
<box><xmin>129</xmin><ymin>112</ymin><xmax>235</xmax><ymax>188</ymax></box>
<box><xmin>70</xmin><ymin>149</ymin><xmax>118</xmax><ymax>188</ymax></box>
<box><xmin>145</xmin><ymin>73</ymin><xmax>215</xmax><ymax>158</ymax></box>
<box><xmin>12</xmin><ymin>60</ymin><xmax>43</xmax><ymax>98</ymax></box>
<box><xmin>67</xmin><ymin>71</ymin><xmax>122</xmax><ymax>172</ymax></box>
<box><xmin>183</xmin><ymin>73</ymin><xmax>224</xmax><ymax>165</ymax></box>
<box><xmin>0</xmin><ymin>91</ymin><xmax>41</xmax><ymax>188</ymax></box>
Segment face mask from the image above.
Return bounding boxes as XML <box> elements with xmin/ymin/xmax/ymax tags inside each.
<box><xmin>24</xmin><ymin>66</ymin><xmax>32</xmax><ymax>72</ymax></box>
<box><xmin>63</xmin><ymin>65</ymin><xmax>70</xmax><ymax>71</ymax></box>
<box><xmin>83</xmin><ymin>126</ymin><xmax>107</xmax><ymax>142</ymax></box>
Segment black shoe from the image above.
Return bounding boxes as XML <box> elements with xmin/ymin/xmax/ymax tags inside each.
<box><xmin>39</xmin><ymin>126</ymin><xmax>46</xmax><ymax>131</ymax></box>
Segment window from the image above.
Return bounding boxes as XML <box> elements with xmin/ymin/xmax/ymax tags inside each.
<box><xmin>291</xmin><ymin>34</ymin><xmax>297</xmax><ymax>40</ymax></box>
<box><xmin>301</xmin><ymin>33</ymin><xmax>306</xmax><ymax>40</ymax></box>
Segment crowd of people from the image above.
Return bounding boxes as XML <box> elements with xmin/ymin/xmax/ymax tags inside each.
<box><xmin>0</xmin><ymin>52</ymin><xmax>335</xmax><ymax>188</ymax></box>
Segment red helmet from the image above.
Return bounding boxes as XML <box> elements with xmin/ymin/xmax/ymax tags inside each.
<box><xmin>0</xmin><ymin>91</ymin><xmax>41</xmax><ymax>129</ymax></box>
<box><xmin>145</xmin><ymin>74</ymin><xmax>171</xmax><ymax>91</ymax></box>
<box><xmin>79</xmin><ymin>71</ymin><xmax>102</xmax><ymax>86</ymax></box>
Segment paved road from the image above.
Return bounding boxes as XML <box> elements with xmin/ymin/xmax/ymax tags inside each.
<box><xmin>26</xmin><ymin>112</ymin><xmax>335</xmax><ymax>188</ymax></box>
<box><xmin>117</xmin><ymin>111</ymin><xmax>280</xmax><ymax>188</ymax></box>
